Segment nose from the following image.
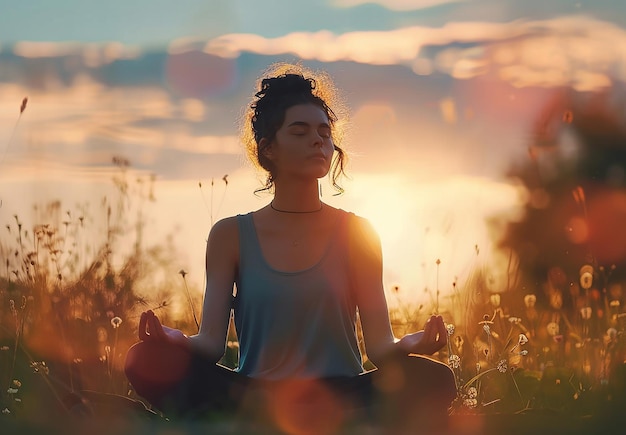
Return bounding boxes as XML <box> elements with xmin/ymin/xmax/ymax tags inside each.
<box><xmin>312</xmin><ymin>131</ymin><xmax>324</xmax><ymax>147</ymax></box>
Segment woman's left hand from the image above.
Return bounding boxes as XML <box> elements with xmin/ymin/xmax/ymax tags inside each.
<box><xmin>401</xmin><ymin>315</ymin><xmax>447</xmax><ymax>355</ymax></box>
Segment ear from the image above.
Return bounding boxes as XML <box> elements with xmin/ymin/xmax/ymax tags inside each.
<box><xmin>259</xmin><ymin>138</ymin><xmax>274</xmax><ymax>160</ymax></box>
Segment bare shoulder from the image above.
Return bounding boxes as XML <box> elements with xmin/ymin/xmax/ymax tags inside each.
<box><xmin>209</xmin><ymin>215</ymin><xmax>239</xmax><ymax>237</ymax></box>
<box><xmin>207</xmin><ymin>216</ymin><xmax>240</xmax><ymax>256</ymax></box>
<box><xmin>346</xmin><ymin>212</ymin><xmax>380</xmax><ymax>246</ymax></box>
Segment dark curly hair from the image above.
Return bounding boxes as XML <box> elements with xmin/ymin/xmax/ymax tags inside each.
<box><xmin>241</xmin><ymin>63</ymin><xmax>348</xmax><ymax>194</ymax></box>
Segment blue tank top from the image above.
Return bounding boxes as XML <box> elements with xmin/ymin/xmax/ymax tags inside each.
<box><xmin>234</xmin><ymin>211</ymin><xmax>364</xmax><ymax>380</ymax></box>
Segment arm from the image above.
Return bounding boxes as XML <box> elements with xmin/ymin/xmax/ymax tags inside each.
<box><xmin>188</xmin><ymin>216</ymin><xmax>239</xmax><ymax>362</ymax></box>
<box><xmin>137</xmin><ymin>217</ymin><xmax>238</xmax><ymax>364</ymax></box>
<box><xmin>348</xmin><ymin>216</ymin><xmax>446</xmax><ymax>366</ymax></box>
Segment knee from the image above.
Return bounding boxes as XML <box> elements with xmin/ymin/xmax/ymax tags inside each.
<box><xmin>124</xmin><ymin>340</ymin><xmax>192</xmax><ymax>387</ymax></box>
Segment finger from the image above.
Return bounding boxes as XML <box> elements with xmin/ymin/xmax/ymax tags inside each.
<box><xmin>435</xmin><ymin>317</ymin><xmax>447</xmax><ymax>345</ymax></box>
<box><xmin>147</xmin><ymin>311</ymin><xmax>166</xmax><ymax>341</ymax></box>
<box><xmin>138</xmin><ymin>312</ymin><xmax>148</xmax><ymax>340</ymax></box>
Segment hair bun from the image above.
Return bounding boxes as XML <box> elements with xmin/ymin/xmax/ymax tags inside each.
<box><xmin>256</xmin><ymin>74</ymin><xmax>316</xmax><ymax>100</ymax></box>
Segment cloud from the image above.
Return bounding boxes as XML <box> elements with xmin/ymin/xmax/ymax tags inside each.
<box><xmin>12</xmin><ymin>41</ymin><xmax>141</xmax><ymax>66</ymax></box>
<box><xmin>331</xmin><ymin>0</ymin><xmax>466</xmax><ymax>11</ymax></box>
<box><xmin>198</xmin><ymin>15</ymin><xmax>626</xmax><ymax>92</ymax></box>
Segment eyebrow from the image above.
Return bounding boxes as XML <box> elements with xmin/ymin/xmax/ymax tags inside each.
<box><xmin>287</xmin><ymin>121</ymin><xmax>331</xmax><ymax>129</ymax></box>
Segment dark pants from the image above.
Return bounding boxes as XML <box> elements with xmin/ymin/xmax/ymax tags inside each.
<box><xmin>124</xmin><ymin>341</ymin><xmax>456</xmax><ymax>429</ymax></box>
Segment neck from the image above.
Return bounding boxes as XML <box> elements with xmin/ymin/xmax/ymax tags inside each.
<box><xmin>271</xmin><ymin>180</ymin><xmax>322</xmax><ymax>213</ymax></box>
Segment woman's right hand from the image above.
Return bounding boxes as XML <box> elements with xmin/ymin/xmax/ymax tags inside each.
<box><xmin>138</xmin><ymin>310</ymin><xmax>189</xmax><ymax>348</ymax></box>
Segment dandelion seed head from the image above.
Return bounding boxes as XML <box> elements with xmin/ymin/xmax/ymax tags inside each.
<box><xmin>2</xmin><ymin>408</ymin><xmax>10</xmax><ymax>414</ymax></box>
<box><xmin>520</xmin><ymin>350</ymin><xmax>529</xmax><ymax>356</ymax></box>
<box><xmin>483</xmin><ymin>324</ymin><xmax>491</xmax><ymax>335</ymax></box>
<box><xmin>111</xmin><ymin>316</ymin><xmax>123</xmax><ymax>329</ymax></box>
<box><xmin>7</xmin><ymin>388</ymin><xmax>18</xmax><ymax>394</ymax></box>
<box><xmin>497</xmin><ymin>359</ymin><xmax>508</xmax><ymax>373</ymax></box>
<box><xmin>518</xmin><ymin>334</ymin><xmax>529</xmax><ymax>345</ymax></box>
<box><xmin>607</xmin><ymin>328</ymin><xmax>618</xmax><ymax>339</ymax></box>
<box><xmin>508</xmin><ymin>317</ymin><xmax>521</xmax><ymax>324</ymax></box>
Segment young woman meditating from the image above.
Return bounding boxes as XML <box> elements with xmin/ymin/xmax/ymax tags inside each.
<box><xmin>124</xmin><ymin>64</ymin><xmax>456</xmax><ymax>429</ymax></box>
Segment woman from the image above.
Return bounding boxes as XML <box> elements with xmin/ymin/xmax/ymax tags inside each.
<box><xmin>124</xmin><ymin>64</ymin><xmax>456</xmax><ymax>429</ymax></box>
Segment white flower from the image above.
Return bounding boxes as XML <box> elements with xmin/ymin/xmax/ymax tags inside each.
<box><xmin>7</xmin><ymin>388</ymin><xmax>18</xmax><ymax>394</ymax></box>
<box><xmin>497</xmin><ymin>359</ymin><xmax>508</xmax><ymax>373</ymax></box>
<box><xmin>520</xmin><ymin>350</ymin><xmax>529</xmax><ymax>356</ymax></box>
<box><xmin>2</xmin><ymin>408</ymin><xmax>10</xmax><ymax>414</ymax></box>
<box><xmin>464</xmin><ymin>398</ymin><xmax>478</xmax><ymax>408</ymax></box>
<box><xmin>448</xmin><ymin>354</ymin><xmax>461</xmax><ymax>369</ymax></box>
<box><xmin>446</xmin><ymin>323</ymin><xmax>455</xmax><ymax>336</ymax></box>
<box><xmin>508</xmin><ymin>317</ymin><xmax>521</xmax><ymax>324</ymax></box>
<box><xmin>518</xmin><ymin>334</ymin><xmax>529</xmax><ymax>345</ymax></box>
<box><xmin>467</xmin><ymin>386</ymin><xmax>478</xmax><ymax>399</ymax></box>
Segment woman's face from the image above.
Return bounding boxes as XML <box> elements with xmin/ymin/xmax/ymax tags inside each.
<box><xmin>265</xmin><ymin>103</ymin><xmax>335</xmax><ymax>182</ymax></box>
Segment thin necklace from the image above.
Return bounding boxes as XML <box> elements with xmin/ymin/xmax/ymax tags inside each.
<box><xmin>270</xmin><ymin>201</ymin><xmax>323</xmax><ymax>214</ymax></box>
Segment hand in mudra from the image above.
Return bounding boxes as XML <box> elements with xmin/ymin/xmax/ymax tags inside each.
<box><xmin>138</xmin><ymin>310</ymin><xmax>188</xmax><ymax>347</ymax></box>
<box><xmin>404</xmin><ymin>315</ymin><xmax>447</xmax><ymax>355</ymax></box>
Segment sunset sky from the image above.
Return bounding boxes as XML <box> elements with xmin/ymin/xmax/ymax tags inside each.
<box><xmin>1</xmin><ymin>0</ymin><xmax>625</xmax><ymax>310</ymax></box>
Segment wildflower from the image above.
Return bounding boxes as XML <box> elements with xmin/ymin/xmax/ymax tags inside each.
<box><xmin>497</xmin><ymin>359</ymin><xmax>508</xmax><ymax>373</ymax></box>
<box><xmin>12</xmin><ymin>380</ymin><xmax>21</xmax><ymax>388</ymax></box>
<box><xmin>483</xmin><ymin>324</ymin><xmax>491</xmax><ymax>335</ymax></box>
<box><xmin>7</xmin><ymin>388</ymin><xmax>18</xmax><ymax>394</ymax></box>
<box><xmin>446</xmin><ymin>323</ymin><xmax>455</xmax><ymax>336</ymax></box>
<box><xmin>580</xmin><ymin>307</ymin><xmax>592</xmax><ymax>320</ymax></box>
<box><xmin>518</xmin><ymin>334</ymin><xmax>529</xmax><ymax>345</ymax></box>
<box><xmin>464</xmin><ymin>398</ymin><xmax>478</xmax><ymax>408</ymax></box>
<box><xmin>111</xmin><ymin>316</ymin><xmax>123</xmax><ymax>329</ymax></box>
<box><xmin>508</xmin><ymin>317</ymin><xmax>521</xmax><ymax>324</ymax></box>
<box><xmin>579</xmin><ymin>265</ymin><xmax>594</xmax><ymax>289</ymax></box>
<box><xmin>476</xmin><ymin>362</ymin><xmax>481</xmax><ymax>373</ymax></box>
<box><xmin>0</xmin><ymin>346</ymin><xmax>9</xmax><ymax>351</ymax></box>
<box><xmin>610</xmin><ymin>300</ymin><xmax>620</xmax><ymax>308</ymax></box>
<box><xmin>179</xmin><ymin>269</ymin><xmax>188</xmax><ymax>278</ymax></box>
<box><xmin>2</xmin><ymin>408</ymin><xmax>10</xmax><ymax>414</ymax></box>
<box><xmin>489</xmin><ymin>294</ymin><xmax>501</xmax><ymax>307</ymax></box>
<box><xmin>607</xmin><ymin>328</ymin><xmax>618</xmax><ymax>340</ymax></box>
<box><xmin>467</xmin><ymin>386</ymin><xmax>478</xmax><ymax>399</ymax></box>
<box><xmin>546</xmin><ymin>322</ymin><xmax>559</xmax><ymax>336</ymax></box>
<box><xmin>524</xmin><ymin>294</ymin><xmax>536</xmax><ymax>308</ymax></box>
<box><xmin>520</xmin><ymin>350</ymin><xmax>529</xmax><ymax>356</ymax></box>
<box><xmin>448</xmin><ymin>354</ymin><xmax>461</xmax><ymax>369</ymax></box>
